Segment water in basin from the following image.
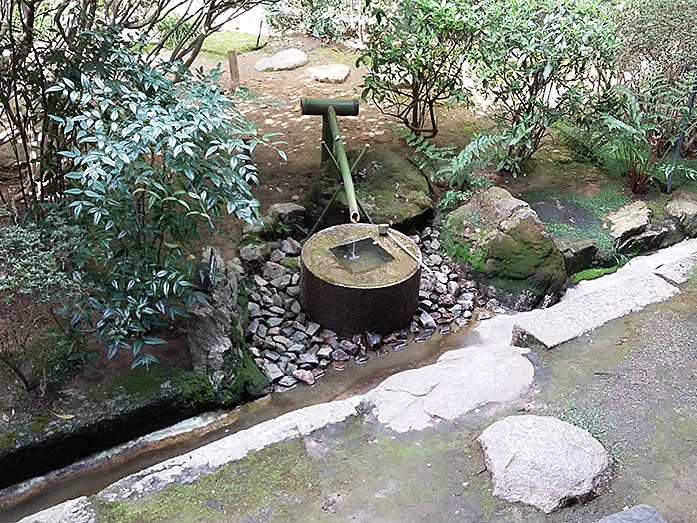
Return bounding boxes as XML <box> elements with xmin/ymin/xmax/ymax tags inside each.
<box><xmin>330</xmin><ymin>237</ymin><xmax>395</xmax><ymax>273</ymax></box>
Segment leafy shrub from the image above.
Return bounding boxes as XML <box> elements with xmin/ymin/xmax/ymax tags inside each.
<box><xmin>0</xmin><ymin>223</ymin><xmax>84</xmax><ymax>394</ymax></box>
<box><xmin>398</xmin><ymin>128</ymin><xmax>495</xmax><ymax>205</ymax></box>
<box><xmin>266</xmin><ymin>0</ymin><xmax>357</xmax><ymax>41</ymax></box>
<box><xmin>614</xmin><ymin>0</ymin><xmax>697</xmax><ymax>158</ymax></box>
<box><xmin>615</xmin><ymin>0</ymin><xmax>697</xmax><ymax>85</ymax></box>
<box><xmin>50</xmin><ymin>34</ymin><xmax>283</xmax><ymax>367</ymax></box>
<box><xmin>157</xmin><ymin>14</ymin><xmax>196</xmax><ymax>49</ymax></box>
<box><xmin>558</xmin><ymin>86</ymin><xmax>697</xmax><ymax>193</ymax></box>
<box><xmin>358</xmin><ymin>0</ymin><xmax>475</xmax><ymax>138</ymax></box>
<box><xmin>0</xmin><ymin>0</ymin><xmax>268</xmax><ymax>220</ymax></box>
<box><xmin>470</xmin><ymin>0</ymin><xmax>617</xmax><ymax>172</ymax></box>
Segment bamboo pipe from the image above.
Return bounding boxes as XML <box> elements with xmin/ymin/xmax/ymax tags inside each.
<box><xmin>326</xmin><ymin>105</ymin><xmax>360</xmax><ymax>223</ymax></box>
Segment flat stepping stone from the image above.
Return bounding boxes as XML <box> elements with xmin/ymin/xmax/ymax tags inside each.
<box><xmin>307</xmin><ymin>64</ymin><xmax>350</xmax><ymax>83</ymax></box>
<box><xmin>18</xmin><ymin>496</ymin><xmax>96</xmax><ymax>523</ymax></box>
<box><xmin>512</xmin><ymin>273</ymin><xmax>678</xmax><ymax>349</ymax></box>
<box><xmin>666</xmin><ymin>195</ymin><xmax>697</xmax><ymax>236</ymax></box>
<box><xmin>477</xmin><ymin>415</ymin><xmax>610</xmax><ymax>513</ymax></box>
<box><xmin>595</xmin><ymin>504</ymin><xmax>668</xmax><ymax>522</ymax></box>
<box><xmin>363</xmin><ymin>345</ymin><xmax>534</xmax><ymax>432</ymax></box>
<box><xmin>255</xmin><ymin>48</ymin><xmax>308</xmax><ymax>72</ymax></box>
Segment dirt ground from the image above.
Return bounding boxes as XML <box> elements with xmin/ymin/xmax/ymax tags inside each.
<box><xmin>193</xmin><ymin>37</ymin><xmax>491</xmax><ymax>256</ymax></box>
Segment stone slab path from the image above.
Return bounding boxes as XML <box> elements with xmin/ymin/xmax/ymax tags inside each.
<box><xmin>20</xmin><ymin>241</ymin><xmax>697</xmax><ymax>522</ymax></box>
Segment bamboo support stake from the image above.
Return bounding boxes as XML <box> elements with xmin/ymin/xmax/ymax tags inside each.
<box><xmin>227</xmin><ymin>50</ymin><xmax>240</xmax><ymax>92</ymax></box>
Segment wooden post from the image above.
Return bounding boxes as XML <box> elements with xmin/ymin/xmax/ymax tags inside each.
<box><xmin>227</xmin><ymin>50</ymin><xmax>240</xmax><ymax>92</ymax></box>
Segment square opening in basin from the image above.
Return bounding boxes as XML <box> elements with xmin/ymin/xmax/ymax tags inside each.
<box><xmin>330</xmin><ymin>237</ymin><xmax>395</xmax><ymax>273</ymax></box>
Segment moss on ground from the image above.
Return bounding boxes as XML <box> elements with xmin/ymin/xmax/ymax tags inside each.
<box><xmin>0</xmin><ymin>431</ymin><xmax>18</xmax><ymax>448</ymax></box>
<box><xmin>522</xmin><ymin>178</ymin><xmax>630</xmax><ymax>261</ymax></box>
<box><xmin>93</xmin><ymin>439</ymin><xmax>316</xmax><ymax>522</ymax></box>
<box><xmin>310</xmin><ymin>46</ymin><xmax>356</xmax><ymax>65</ymax></box>
<box><xmin>200</xmin><ymin>31</ymin><xmax>266</xmax><ymax>57</ymax></box>
<box><xmin>569</xmin><ymin>265</ymin><xmax>620</xmax><ymax>283</ymax></box>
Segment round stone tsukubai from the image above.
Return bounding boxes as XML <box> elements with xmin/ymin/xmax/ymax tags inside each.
<box><xmin>300</xmin><ymin>224</ymin><xmax>421</xmax><ymax>336</ymax></box>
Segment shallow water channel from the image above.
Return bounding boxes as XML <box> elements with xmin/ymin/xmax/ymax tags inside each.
<box><xmin>1</xmin><ymin>322</ymin><xmax>474</xmax><ymax>522</ymax></box>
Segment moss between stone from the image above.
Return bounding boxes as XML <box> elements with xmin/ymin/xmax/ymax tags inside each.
<box><xmin>238</xmin><ymin>233</ymin><xmax>264</xmax><ymax>248</ymax></box>
<box><xmin>0</xmin><ymin>431</ymin><xmax>18</xmax><ymax>448</ymax></box>
<box><xmin>216</xmin><ymin>284</ymin><xmax>268</xmax><ymax>406</ymax></box>
<box><xmin>280</xmin><ymin>256</ymin><xmax>300</xmax><ymax>271</ymax></box>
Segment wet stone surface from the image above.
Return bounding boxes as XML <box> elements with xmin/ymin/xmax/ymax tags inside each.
<box><xmin>242</xmin><ymin>227</ymin><xmax>496</xmax><ymax>392</ymax></box>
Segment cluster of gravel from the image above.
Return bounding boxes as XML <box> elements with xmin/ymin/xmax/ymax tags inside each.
<box><xmin>242</xmin><ymin>227</ymin><xmax>498</xmax><ymax>391</ymax></box>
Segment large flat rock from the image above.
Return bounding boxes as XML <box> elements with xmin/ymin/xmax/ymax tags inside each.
<box><xmin>254</xmin><ymin>48</ymin><xmax>308</xmax><ymax>72</ymax></box>
<box><xmin>478</xmin><ymin>415</ymin><xmax>610</xmax><ymax>513</ymax></box>
<box><xmin>512</xmin><ymin>273</ymin><xmax>679</xmax><ymax>349</ymax></box>
<box><xmin>307</xmin><ymin>63</ymin><xmax>350</xmax><ymax>83</ymax></box>
<box><xmin>18</xmin><ymin>496</ymin><xmax>96</xmax><ymax>523</ymax></box>
<box><xmin>666</xmin><ymin>195</ymin><xmax>697</xmax><ymax>237</ymax></box>
<box><xmin>596</xmin><ymin>504</ymin><xmax>669</xmax><ymax>522</ymax></box>
<box><xmin>608</xmin><ymin>201</ymin><xmax>651</xmax><ymax>244</ymax></box>
<box><xmin>363</xmin><ymin>345</ymin><xmax>534</xmax><ymax>432</ymax></box>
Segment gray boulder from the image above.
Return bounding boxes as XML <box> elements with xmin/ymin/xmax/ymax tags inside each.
<box><xmin>477</xmin><ymin>415</ymin><xmax>610</xmax><ymax>513</ymax></box>
<box><xmin>305</xmin><ymin>149</ymin><xmax>433</xmax><ymax>229</ymax></box>
<box><xmin>307</xmin><ymin>64</ymin><xmax>350</xmax><ymax>83</ymax></box>
<box><xmin>665</xmin><ymin>195</ymin><xmax>697</xmax><ymax>237</ymax></box>
<box><xmin>619</xmin><ymin>219</ymin><xmax>684</xmax><ymax>254</ymax></box>
<box><xmin>188</xmin><ymin>247</ymin><xmax>268</xmax><ymax>403</ymax></box>
<box><xmin>595</xmin><ymin>504</ymin><xmax>668</xmax><ymax>523</ymax></box>
<box><xmin>555</xmin><ymin>238</ymin><xmax>597</xmax><ymax>275</ymax></box>
<box><xmin>254</xmin><ymin>48</ymin><xmax>308</xmax><ymax>72</ymax></box>
<box><xmin>607</xmin><ymin>201</ymin><xmax>651</xmax><ymax>244</ymax></box>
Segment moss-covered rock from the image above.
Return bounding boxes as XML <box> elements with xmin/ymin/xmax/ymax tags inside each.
<box><xmin>443</xmin><ymin>187</ymin><xmax>567</xmax><ymax>310</ymax></box>
<box><xmin>304</xmin><ymin>149</ymin><xmax>433</xmax><ymax>230</ymax></box>
<box><xmin>188</xmin><ymin>247</ymin><xmax>268</xmax><ymax>405</ymax></box>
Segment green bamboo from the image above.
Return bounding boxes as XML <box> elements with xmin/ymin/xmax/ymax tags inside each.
<box><xmin>326</xmin><ymin>105</ymin><xmax>360</xmax><ymax>223</ymax></box>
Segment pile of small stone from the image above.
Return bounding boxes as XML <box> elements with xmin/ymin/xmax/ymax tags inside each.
<box><xmin>242</xmin><ymin>227</ymin><xmax>498</xmax><ymax>391</ymax></box>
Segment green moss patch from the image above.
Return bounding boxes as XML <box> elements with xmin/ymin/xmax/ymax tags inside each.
<box><xmin>570</xmin><ymin>265</ymin><xmax>620</xmax><ymax>283</ymax></box>
<box><xmin>521</xmin><ymin>180</ymin><xmax>630</xmax><ymax>261</ymax></box>
<box><xmin>201</xmin><ymin>31</ymin><xmax>266</xmax><ymax>57</ymax></box>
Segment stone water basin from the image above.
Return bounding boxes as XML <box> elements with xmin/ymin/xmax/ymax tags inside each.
<box><xmin>300</xmin><ymin>223</ymin><xmax>421</xmax><ymax>336</ymax></box>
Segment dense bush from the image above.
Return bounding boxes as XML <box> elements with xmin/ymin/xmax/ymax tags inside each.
<box><xmin>470</xmin><ymin>0</ymin><xmax>617</xmax><ymax>172</ymax></box>
<box><xmin>557</xmin><ymin>86</ymin><xmax>697</xmax><ymax>193</ymax></box>
<box><xmin>614</xmin><ymin>0</ymin><xmax>697</xmax><ymax>159</ymax></box>
<box><xmin>358</xmin><ymin>0</ymin><xmax>474</xmax><ymax>138</ymax></box>
<box><xmin>0</xmin><ymin>0</ymin><xmax>274</xmax><ymax>221</ymax></box>
<box><xmin>50</xmin><ymin>34</ymin><xmax>282</xmax><ymax>367</ymax></box>
<box><xmin>266</xmin><ymin>0</ymin><xmax>358</xmax><ymax>41</ymax></box>
<box><xmin>0</xmin><ymin>222</ymin><xmax>85</xmax><ymax>394</ymax></box>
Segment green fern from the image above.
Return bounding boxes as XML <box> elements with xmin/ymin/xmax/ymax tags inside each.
<box><xmin>397</xmin><ymin>127</ymin><xmax>500</xmax><ymax>195</ymax></box>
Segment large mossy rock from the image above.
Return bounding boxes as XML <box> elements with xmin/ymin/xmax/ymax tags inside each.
<box><xmin>305</xmin><ymin>149</ymin><xmax>433</xmax><ymax>230</ymax></box>
<box><xmin>443</xmin><ymin>187</ymin><xmax>567</xmax><ymax>310</ymax></box>
<box><xmin>188</xmin><ymin>247</ymin><xmax>268</xmax><ymax>405</ymax></box>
